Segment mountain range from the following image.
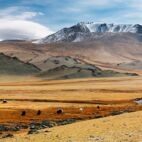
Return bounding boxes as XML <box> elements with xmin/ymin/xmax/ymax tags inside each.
<box><xmin>0</xmin><ymin>22</ymin><xmax>142</xmax><ymax>79</ymax></box>
<box><xmin>38</xmin><ymin>22</ymin><xmax>142</xmax><ymax>43</ymax></box>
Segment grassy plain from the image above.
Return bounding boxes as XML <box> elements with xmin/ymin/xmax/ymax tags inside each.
<box><xmin>0</xmin><ymin>76</ymin><xmax>142</xmax><ymax>141</ymax></box>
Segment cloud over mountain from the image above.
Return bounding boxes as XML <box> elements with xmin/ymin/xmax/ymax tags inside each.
<box><xmin>0</xmin><ymin>7</ymin><xmax>53</xmax><ymax>40</ymax></box>
<box><xmin>0</xmin><ymin>19</ymin><xmax>53</xmax><ymax>40</ymax></box>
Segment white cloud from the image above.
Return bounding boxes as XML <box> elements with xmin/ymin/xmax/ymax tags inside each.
<box><xmin>0</xmin><ymin>7</ymin><xmax>53</xmax><ymax>40</ymax></box>
<box><xmin>0</xmin><ymin>7</ymin><xmax>18</xmax><ymax>17</ymax></box>
<box><xmin>0</xmin><ymin>19</ymin><xmax>53</xmax><ymax>40</ymax></box>
<box><xmin>8</xmin><ymin>11</ymin><xmax>44</xmax><ymax>20</ymax></box>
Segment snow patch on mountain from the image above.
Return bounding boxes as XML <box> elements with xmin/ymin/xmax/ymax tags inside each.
<box><xmin>36</xmin><ymin>22</ymin><xmax>142</xmax><ymax>44</ymax></box>
<box><xmin>80</xmin><ymin>22</ymin><xmax>142</xmax><ymax>33</ymax></box>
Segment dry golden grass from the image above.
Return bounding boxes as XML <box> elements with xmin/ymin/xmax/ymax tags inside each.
<box><xmin>2</xmin><ymin>111</ymin><xmax>142</xmax><ymax>142</ymax></box>
<box><xmin>0</xmin><ymin>76</ymin><xmax>142</xmax><ymax>122</ymax></box>
<box><xmin>1</xmin><ymin>76</ymin><xmax>142</xmax><ymax>101</ymax></box>
<box><xmin>0</xmin><ymin>76</ymin><xmax>142</xmax><ymax>141</ymax></box>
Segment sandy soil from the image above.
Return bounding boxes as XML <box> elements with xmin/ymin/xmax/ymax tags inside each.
<box><xmin>2</xmin><ymin>111</ymin><xmax>142</xmax><ymax>142</ymax></box>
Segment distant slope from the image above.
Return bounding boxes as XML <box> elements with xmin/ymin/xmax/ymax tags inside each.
<box><xmin>37</xmin><ymin>57</ymin><xmax>137</xmax><ymax>79</ymax></box>
<box><xmin>43</xmin><ymin>33</ymin><xmax>142</xmax><ymax>64</ymax></box>
<box><xmin>116</xmin><ymin>61</ymin><xmax>142</xmax><ymax>70</ymax></box>
<box><xmin>0</xmin><ymin>53</ymin><xmax>40</xmax><ymax>75</ymax></box>
<box><xmin>1</xmin><ymin>35</ymin><xmax>142</xmax><ymax>75</ymax></box>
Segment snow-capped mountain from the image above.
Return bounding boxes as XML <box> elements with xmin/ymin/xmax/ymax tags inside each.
<box><xmin>85</xmin><ymin>22</ymin><xmax>142</xmax><ymax>33</ymax></box>
<box><xmin>38</xmin><ymin>22</ymin><xmax>142</xmax><ymax>43</ymax></box>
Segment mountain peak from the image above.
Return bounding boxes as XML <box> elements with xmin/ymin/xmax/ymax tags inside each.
<box><xmin>37</xmin><ymin>22</ymin><xmax>142</xmax><ymax>44</ymax></box>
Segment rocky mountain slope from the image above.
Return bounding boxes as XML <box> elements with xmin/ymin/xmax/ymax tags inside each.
<box><xmin>1</xmin><ymin>22</ymin><xmax>142</xmax><ymax>77</ymax></box>
<box><xmin>38</xmin><ymin>22</ymin><xmax>142</xmax><ymax>43</ymax></box>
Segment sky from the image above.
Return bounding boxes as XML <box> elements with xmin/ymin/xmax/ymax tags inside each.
<box><xmin>0</xmin><ymin>0</ymin><xmax>142</xmax><ymax>40</ymax></box>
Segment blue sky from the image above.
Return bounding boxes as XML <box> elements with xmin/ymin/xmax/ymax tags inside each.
<box><xmin>0</xmin><ymin>0</ymin><xmax>142</xmax><ymax>40</ymax></box>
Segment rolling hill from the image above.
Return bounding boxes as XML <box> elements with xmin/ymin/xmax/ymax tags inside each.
<box><xmin>1</xmin><ymin>23</ymin><xmax>142</xmax><ymax>77</ymax></box>
<box><xmin>0</xmin><ymin>53</ymin><xmax>40</xmax><ymax>76</ymax></box>
<box><xmin>37</xmin><ymin>56</ymin><xmax>137</xmax><ymax>79</ymax></box>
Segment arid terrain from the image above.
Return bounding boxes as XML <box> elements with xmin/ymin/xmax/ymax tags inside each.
<box><xmin>1</xmin><ymin>1</ymin><xmax>142</xmax><ymax>141</ymax></box>
<box><xmin>0</xmin><ymin>31</ymin><xmax>142</xmax><ymax>142</ymax></box>
<box><xmin>0</xmin><ymin>76</ymin><xmax>142</xmax><ymax>141</ymax></box>
<box><xmin>1</xmin><ymin>39</ymin><xmax>142</xmax><ymax>74</ymax></box>
<box><xmin>3</xmin><ymin>111</ymin><xmax>142</xmax><ymax>142</ymax></box>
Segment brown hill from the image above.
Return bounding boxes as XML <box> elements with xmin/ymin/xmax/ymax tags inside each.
<box><xmin>0</xmin><ymin>53</ymin><xmax>40</xmax><ymax>76</ymax></box>
<box><xmin>0</xmin><ymin>33</ymin><xmax>142</xmax><ymax>75</ymax></box>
